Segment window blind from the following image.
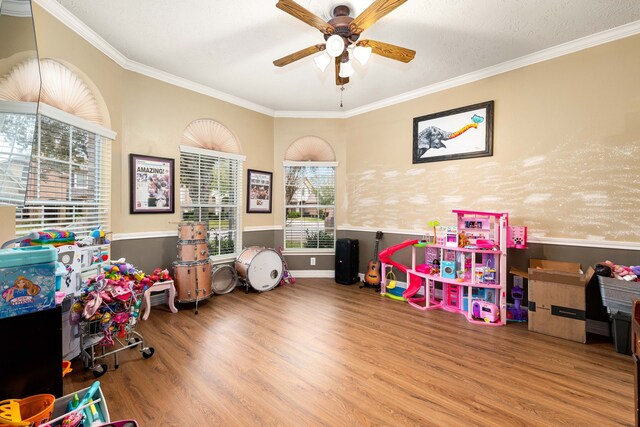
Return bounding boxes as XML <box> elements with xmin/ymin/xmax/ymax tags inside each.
<box><xmin>284</xmin><ymin>163</ymin><xmax>336</xmax><ymax>250</ymax></box>
<box><xmin>0</xmin><ymin>112</ymin><xmax>36</xmax><ymax>206</ymax></box>
<box><xmin>180</xmin><ymin>146</ymin><xmax>243</xmax><ymax>259</ymax></box>
<box><xmin>15</xmin><ymin>115</ymin><xmax>111</xmax><ymax>237</ymax></box>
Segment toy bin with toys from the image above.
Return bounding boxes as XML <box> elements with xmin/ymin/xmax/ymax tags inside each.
<box><xmin>0</xmin><ymin>245</ymin><xmax>57</xmax><ymax>319</ymax></box>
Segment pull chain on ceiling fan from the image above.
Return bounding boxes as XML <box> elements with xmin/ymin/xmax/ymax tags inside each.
<box><xmin>273</xmin><ymin>0</ymin><xmax>416</xmax><ymax>86</ymax></box>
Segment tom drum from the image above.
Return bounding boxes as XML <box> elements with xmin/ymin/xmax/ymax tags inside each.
<box><xmin>177</xmin><ymin>240</ymin><xmax>209</xmax><ymax>262</ymax></box>
<box><xmin>211</xmin><ymin>264</ymin><xmax>238</xmax><ymax>295</ymax></box>
<box><xmin>177</xmin><ymin>221</ymin><xmax>207</xmax><ymax>241</ymax></box>
<box><xmin>235</xmin><ymin>246</ymin><xmax>283</xmax><ymax>292</ymax></box>
<box><xmin>173</xmin><ymin>260</ymin><xmax>213</xmax><ymax>303</ymax></box>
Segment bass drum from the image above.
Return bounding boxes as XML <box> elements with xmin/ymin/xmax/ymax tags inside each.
<box><xmin>235</xmin><ymin>246</ymin><xmax>283</xmax><ymax>292</ymax></box>
<box><xmin>177</xmin><ymin>221</ymin><xmax>207</xmax><ymax>241</ymax></box>
<box><xmin>173</xmin><ymin>260</ymin><xmax>213</xmax><ymax>303</ymax></box>
<box><xmin>211</xmin><ymin>264</ymin><xmax>238</xmax><ymax>295</ymax></box>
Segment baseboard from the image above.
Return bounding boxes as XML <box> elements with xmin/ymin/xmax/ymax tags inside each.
<box><xmin>290</xmin><ymin>270</ymin><xmax>334</xmax><ymax>278</ymax></box>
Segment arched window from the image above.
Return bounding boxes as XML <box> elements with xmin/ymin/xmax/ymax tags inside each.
<box><xmin>179</xmin><ymin>119</ymin><xmax>245</xmax><ymax>260</ymax></box>
<box><xmin>283</xmin><ymin>137</ymin><xmax>337</xmax><ymax>251</ymax></box>
<box><xmin>0</xmin><ymin>57</ymin><xmax>115</xmax><ymax>237</ymax></box>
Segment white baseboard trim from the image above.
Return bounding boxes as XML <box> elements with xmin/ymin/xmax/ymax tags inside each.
<box><xmin>290</xmin><ymin>270</ymin><xmax>334</xmax><ymax>278</ymax></box>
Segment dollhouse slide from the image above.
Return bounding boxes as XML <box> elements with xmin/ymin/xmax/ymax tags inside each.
<box><xmin>377</xmin><ymin>239</ymin><xmax>423</xmax><ymax>299</ymax></box>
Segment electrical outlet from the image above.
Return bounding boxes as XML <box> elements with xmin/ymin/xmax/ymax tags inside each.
<box><xmin>310</xmin><ymin>257</ymin><xmax>316</xmax><ymax>266</ymax></box>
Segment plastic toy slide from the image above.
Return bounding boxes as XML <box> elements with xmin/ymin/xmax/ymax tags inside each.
<box><xmin>377</xmin><ymin>239</ymin><xmax>423</xmax><ymax>299</ymax></box>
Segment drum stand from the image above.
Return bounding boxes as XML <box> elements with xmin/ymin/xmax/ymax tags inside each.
<box><xmin>194</xmin><ymin>280</ymin><xmax>201</xmax><ymax>314</ymax></box>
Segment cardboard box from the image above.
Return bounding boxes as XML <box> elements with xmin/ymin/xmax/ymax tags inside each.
<box><xmin>520</xmin><ymin>259</ymin><xmax>594</xmax><ymax>343</ymax></box>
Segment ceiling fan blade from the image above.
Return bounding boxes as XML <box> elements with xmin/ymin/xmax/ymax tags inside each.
<box><xmin>274</xmin><ymin>44</ymin><xmax>326</xmax><ymax>67</ymax></box>
<box><xmin>276</xmin><ymin>0</ymin><xmax>334</xmax><ymax>34</ymax></box>
<box><xmin>357</xmin><ymin>39</ymin><xmax>415</xmax><ymax>63</ymax></box>
<box><xmin>335</xmin><ymin>57</ymin><xmax>349</xmax><ymax>85</ymax></box>
<box><xmin>350</xmin><ymin>0</ymin><xmax>407</xmax><ymax>34</ymax></box>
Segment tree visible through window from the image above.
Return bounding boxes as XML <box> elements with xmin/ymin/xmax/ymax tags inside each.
<box><xmin>5</xmin><ymin>114</ymin><xmax>111</xmax><ymax>237</ymax></box>
<box><xmin>284</xmin><ymin>163</ymin><xmax>336</xmax><ymax>250</ymax></box>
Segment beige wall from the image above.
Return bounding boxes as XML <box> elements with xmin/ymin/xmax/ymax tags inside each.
<box><xmin>0</xmin><ymin>15</ymin><xmax>37</xmax><ymax>75</ymax></box>
<box><xmin>344</xmin><ymin>34</ymin><xmax>640</xmax><ymax>242</ymax></box>
<box><xmin>119</xmin><ymin>72</ymin><xmax>274</xmax><ymax>233</ymax></box>
<box><xmin>32</xmin><ymin>4</ymin><xmax>274</xmax><ymax>235</ymax></box>
<box><xmin>30</xmin><ymin>4</ymin><xmax>640</xmax><ymax>244</ymax></box>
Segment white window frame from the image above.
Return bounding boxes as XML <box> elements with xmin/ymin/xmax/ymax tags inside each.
<box><xmin>12</xmin><ymin>107</ymin><xmax>114</xmax><ymax>238</ymax></box>
<box><xmin>179</xmin><ymin>145</ymin><xmax>245</xmax><ymax>263</ymax></box>
<box><xmin>283</xmin><ymin>161</ymin><xmax>337</xmax><ymax>254</ymax></box>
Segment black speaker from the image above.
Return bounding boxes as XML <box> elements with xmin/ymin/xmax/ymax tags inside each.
<box><xmin>335</xmin><ymin>238</ymin><xmax>359</xmax><ymax>285</ymax></box>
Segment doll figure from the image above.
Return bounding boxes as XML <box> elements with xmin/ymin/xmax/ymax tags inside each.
<box><xmin>2</xmin><ymin>276</ymin><xmax>41</xmax><ymax>302</ymax></box>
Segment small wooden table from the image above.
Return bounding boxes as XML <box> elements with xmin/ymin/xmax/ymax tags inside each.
<box><xmin>142</xmin><ymin>280</ymin><xmax>178</xmax><ymax>320</ymax></box>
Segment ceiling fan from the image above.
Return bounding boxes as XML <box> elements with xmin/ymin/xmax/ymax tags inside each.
<box><xmin>273</xmin><ymin>0</ymin><xmax>416</xmax><ymax>85</ymax></box>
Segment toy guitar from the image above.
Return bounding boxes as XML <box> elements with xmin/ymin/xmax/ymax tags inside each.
<box><xmin>362</xmin><ymin>231</ymin><xmax>383</xmax><ymax>287</ymax></box>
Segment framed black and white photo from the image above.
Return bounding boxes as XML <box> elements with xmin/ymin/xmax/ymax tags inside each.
<box><xmin>413</xmin><ymin>101</ymin><xmax>494</xmax><ymax>164</ymax></box>
<box><xmin>247</xmin><ymin>169</ymin><xmax>272</xmax><ymax>213</ymax></box>
<box><xmin>129</xmin><ymin>154</ymin><xmax>175</xmax><ymax>214</ymax></box>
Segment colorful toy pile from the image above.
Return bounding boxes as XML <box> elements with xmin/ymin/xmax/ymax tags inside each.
<box><xmin>599</xmin><ymin>260</ymin><xmax>640</xmax><ymax>282</ymax></box>
<box><xmin>20</xmin><ymin>229</ymin><xmax>76</xmax><ymax>247</ymax></box>
<box><xmin>72</xmin><ymin>260</ymin><xmax>171</xmax><ymax>346</ymax></box>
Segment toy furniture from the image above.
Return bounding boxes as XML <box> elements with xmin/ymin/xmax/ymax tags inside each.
<box><xmin>405</xmin><ymin>210</ymin><xmax>514</xmax><ymax>326</ymax></box>
<box><xmin>142</xmin><ymin>280</ymin><xmax>178</xmax><ymax>320</ymax></box>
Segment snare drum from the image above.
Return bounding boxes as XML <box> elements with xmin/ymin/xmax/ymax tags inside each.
<box><xmin>211</xmin><ymin>264</ymin><xmax>238</xmax><ymax>295</ymax></box>
<box><xmin>235</xmin><ymin>246</ymin><xmax>283</xmax><ymax>292</ymax></box>
<box><xmin>177</xmin><ymin>221</ymin><xmax>207</xmax><ymax>241</ymax></box>
<box><xmin>173</xmin><ymin>260</ymin><xmax>213</xmax><ymax>302</ymax></box>
<box><xmin>177</xmin><ymin>240</ymin><xmax>209</xmax><ymax>262</ymax></box>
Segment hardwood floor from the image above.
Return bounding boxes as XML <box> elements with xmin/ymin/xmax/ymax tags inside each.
<box><xmin>64</xmin><ymin>279</ymin><xmax>634</xmax><ymax>426</ymax></box>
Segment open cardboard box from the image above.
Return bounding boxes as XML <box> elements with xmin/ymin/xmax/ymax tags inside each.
<box><xmin>511</xmin><ymin>259</ymin><xmax>594</xmax><ymax>343</ymax></box>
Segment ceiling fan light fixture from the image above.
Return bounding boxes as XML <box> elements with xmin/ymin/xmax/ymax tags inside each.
<box><xmin>353</xmin><ymin>45</ymin><xmax>372</xmax><ymax>65</ymax></box>
<box><xmin>313</xmin><ymin>52</ymin><xmax>331</xmax><ymax>72</ymax></box>
<box><xmin>325</xmin><ymin>34</ymin><xmax>345</xmax><ymax>58</ymax></box>
<box><xmin>339</xmin><ymin>58</ymin><xmax>354</xmax><ymax>78</ymax></box>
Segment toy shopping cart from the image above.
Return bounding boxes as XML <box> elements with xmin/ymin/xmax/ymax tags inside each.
<box><xmin>78</xmin><ymin>277</ymin><xmax>154</xmax><ymax>378</ymax></box>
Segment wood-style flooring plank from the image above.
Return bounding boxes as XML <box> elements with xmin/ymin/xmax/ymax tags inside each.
<box><xmin>63</xmin><ymin>279</ymin><xmax>634</xmax><ymax>426</ymax></box>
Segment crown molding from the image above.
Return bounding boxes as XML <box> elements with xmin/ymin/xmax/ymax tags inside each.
<box><xmin>274</xmin><ymin>110</ymin><xmax>346</xmax><ymax>119</ymax></box>
<box><xmin>33</xmin><ymin>0</ymin><xmax>274</xmax><ymax>117</ymax></box>
<box><xmin>341</xmin><ymin>19</ymin><xmax>640</xmax><ymax>118</ymax></box>
<box><xmin>122</xmin><ymin>59</ymin><xmax>275</xmax><ymax>116</ymax></box>
<box><xmin>32</xmin><ymin>0</ymin><xmax>640</xmax><ymax>119</ymax></box>
<box><xmin>33</xmin><ymin>0</ymin><xmax>127</xmax><ymax>66</ymax></box>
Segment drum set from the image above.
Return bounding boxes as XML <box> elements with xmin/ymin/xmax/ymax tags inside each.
<box><xmin>173</xmin><ymin>222</ymin><xmax>287</xmax><ymax>312</ymax></box>
<box><xmin>235</xmin><ymin>246</ymin><xmax>285</xmax><ymax>293</ymax></box>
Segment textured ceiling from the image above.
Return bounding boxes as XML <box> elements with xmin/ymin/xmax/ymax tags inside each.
<box><xmin>53</xmin><ymin>0</ymin><xmax>640</xmax><ymax>113</ymax></box>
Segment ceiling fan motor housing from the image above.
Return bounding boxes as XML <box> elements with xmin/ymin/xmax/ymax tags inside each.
<box><xmin>325</xmin><ymin>5</ymin><xmax>360</xmax><ymax>44</ymax></box>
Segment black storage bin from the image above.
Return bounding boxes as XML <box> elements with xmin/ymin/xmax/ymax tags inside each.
<box><xmin>612</xmin><ymin>312</ymin><xmax>632</xmax><ymax>355</ymax></box>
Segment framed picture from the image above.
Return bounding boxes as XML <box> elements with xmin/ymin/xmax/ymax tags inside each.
<box><xmin>129</xmin><ymin>154</ymin><xmax>175</xmax><ymax>214</ymax></box>
<box><xmin>413</xmin><ymin>100</ymin><xmax>494</xmax><ymax>164</ymax></box>
<box><xmin>247</xmin><ymin>169</ymin><xmax>272</xmax><ymax>213</ymax></box>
